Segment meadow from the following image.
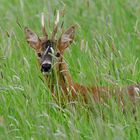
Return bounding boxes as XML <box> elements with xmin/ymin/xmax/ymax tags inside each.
<box><xmin>1</xmin><ymin>0</ymin><xmax>140</xmax><ymax>139</ymax></box>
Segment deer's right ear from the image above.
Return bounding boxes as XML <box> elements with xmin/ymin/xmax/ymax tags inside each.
<box><xmin>58</xmin><ymin>25</ymin><xmax>76</xmax><ymax>53</ymax></box>
<box><xmin>24</xmin><ymin>27</ymin><xmax>40</xmax><ymax>49</ymax></box>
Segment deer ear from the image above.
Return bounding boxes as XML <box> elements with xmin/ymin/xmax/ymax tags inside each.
<box><xmin>58</xmin><ymin>25</ymin><xmax>76</xmax><ymax>52</ymax></box>
<box><xmin>24</xmin><ymin>27</ymin><xmax>40</xmax><ymax>49</ymax></box>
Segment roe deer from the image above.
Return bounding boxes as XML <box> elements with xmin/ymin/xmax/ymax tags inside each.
<box><xmin>24</xmin><ymin>12</ymin><xmax>140</xmax><ymax>105</ymax></box>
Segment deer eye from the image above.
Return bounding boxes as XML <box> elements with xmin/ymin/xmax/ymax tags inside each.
<box><xmin>56</xmin><ymin>52</ymin><xmax>60</xmax><ymax>57</ymax></box>
<box><xmin>37</xmin><ymin>53</ymin><xmax>42</xmax><ymax>57</ymax></box>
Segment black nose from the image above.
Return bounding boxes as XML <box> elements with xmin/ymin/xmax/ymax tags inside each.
<box><xmin>41</xmin><ymin>63</ymin><xmax>51</xmax><ymax>72</ymax></box>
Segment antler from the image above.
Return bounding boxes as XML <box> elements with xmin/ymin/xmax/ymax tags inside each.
<box><xmin>51</xmin><ymin>10</ymin><xmax>60</xmax><ymax>41</ymax></box>
<box><xmin>41</xmin><ymin>13</ymin><xmax>48</xmax><ymax>39</ymax></box>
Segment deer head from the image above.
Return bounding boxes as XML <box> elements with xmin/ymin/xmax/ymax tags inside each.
<box><xmin>24</xmin><ymin>12</ymin><xmax>76</xmax><ymax>75</ymax></box>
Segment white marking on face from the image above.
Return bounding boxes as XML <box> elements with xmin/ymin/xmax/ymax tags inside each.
<box><xmin>50</xmin><ymin>47</ymin><xmax>54</xmax><ymax>54</ymax></box>
<box><xmin>42</xmin><ymin>71</ymin><xmax>50</xmax><ymax>75</ymax></box>
<box><xmin>42</xmin><ymin>61</ymin><xmax>51</xmax><ymax>65</ymax></box>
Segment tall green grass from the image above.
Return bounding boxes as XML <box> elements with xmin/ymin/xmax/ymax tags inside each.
<box><xmin>1</xmin><ymin>0</ymin><xmax>140</xmax><ymax>139</ymax></box>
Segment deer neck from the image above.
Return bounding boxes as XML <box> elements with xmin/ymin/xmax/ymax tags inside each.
<box><xmin>55</xmin><ymin>55</ymin><xmax>74</xmax><ymax>92</ymax></box>
<box><xmin>58</xmin><ymin>56</ymin><xmax>74</xmax><ymax>87</ymax></box>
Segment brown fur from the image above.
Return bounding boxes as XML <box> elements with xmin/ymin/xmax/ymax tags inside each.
<box><xmin>24</xmin><ymin>14</ymin><xmax>140</xmax><ymax>106</ymax></box>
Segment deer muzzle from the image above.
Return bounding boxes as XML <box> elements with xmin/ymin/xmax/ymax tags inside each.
<box><xmin>41</xmin><ymin>61</ymin><xmax>52</xmax><ymax>74</ymax></box>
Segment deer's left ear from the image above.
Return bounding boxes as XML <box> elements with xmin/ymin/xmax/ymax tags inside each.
<box><xmin>58</xmin><ymin>25</ymin><xmax>76</xmax><ymax>53</ymax></box>
<box><xmin>24</xmin><ymin>27</ymin><xmax>40</xmax><ymax>50</ymax></box>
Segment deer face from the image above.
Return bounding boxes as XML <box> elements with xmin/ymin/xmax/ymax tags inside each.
<box><xmin>24</xmin><ymin>27</ymin><xmax>58</xmax><ymax>74</ymax></box>
<box><xmin>39</xmin><ymin>40</ymin><xmax>56</xmax><ymax>74</ymax></box>
<box><xmin>24</xmin><ymin>12</ymin><xmax>76</xmax><ymax>75</ymax></box>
